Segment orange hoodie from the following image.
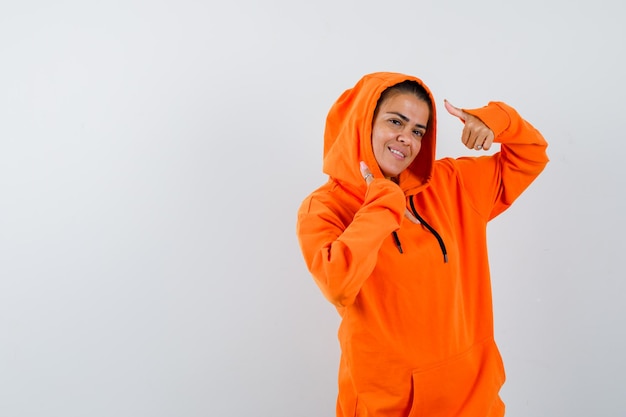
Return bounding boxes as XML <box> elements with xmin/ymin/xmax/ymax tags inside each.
<box><xmin>296</xmin><ymin>72</ymin><xmax>548</xmax><ymax>417</ymax></box>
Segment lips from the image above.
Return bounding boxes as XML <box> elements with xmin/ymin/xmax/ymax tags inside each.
<box><xmin>388</xmin><ymin>146</ymin><xmax>406</xmax><ymax>159</ymax></box>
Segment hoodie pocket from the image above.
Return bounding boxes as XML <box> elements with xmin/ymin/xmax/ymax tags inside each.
<box><xmin>408</xmin><ymin>339</ymin><xmax>506</xmax><ymax>417</ymax></box>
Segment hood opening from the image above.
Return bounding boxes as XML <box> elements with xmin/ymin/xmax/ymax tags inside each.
<box><xmin>322</xmin><ymin>72</ymin><xmax>438</xmax><ymax>196</ymax></box>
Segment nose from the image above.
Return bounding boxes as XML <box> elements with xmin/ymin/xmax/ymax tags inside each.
<box><xmin>397</xmin><ymin>129</ymin><xmax>412</xmax><ymax>144</ymax></box>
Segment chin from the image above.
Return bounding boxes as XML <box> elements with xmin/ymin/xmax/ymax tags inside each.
<box><xmin>382</xmin><ymin>166</ymin><xmax>404</xmax><ymax>178</ymax></box>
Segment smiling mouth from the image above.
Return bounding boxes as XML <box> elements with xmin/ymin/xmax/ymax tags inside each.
<box><xmin>389</xmin><ymin>147</ymin><xmax>406</xmax><ymax>158</ymax></box>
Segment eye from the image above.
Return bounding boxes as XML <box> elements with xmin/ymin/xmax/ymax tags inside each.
<box><xmin>389</xmin><ymin>118</ymin><xmax>402</xmax><ymax>126</ymax></box>
<box><xmin>413</xmin><ymin>130</ymin><xmax>425</xmax><ymax>137</ymax></box>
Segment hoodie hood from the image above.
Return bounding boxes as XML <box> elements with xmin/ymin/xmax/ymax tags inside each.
<box><xmin>323</xmin><ymin>72</ymin><xmax>437</xmax><ymax>196</ymax></box>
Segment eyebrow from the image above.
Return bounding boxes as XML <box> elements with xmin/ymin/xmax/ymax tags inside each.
<box><xmin>387</xmin><ymin>111</ymin><xmax>427</xmax><ymax>130</ymax></box>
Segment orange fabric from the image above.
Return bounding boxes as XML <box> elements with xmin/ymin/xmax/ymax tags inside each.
<box><xmin>296</xmin><ymin>72</ymin><xmax>549</xmax><ymax>416</ymax></box>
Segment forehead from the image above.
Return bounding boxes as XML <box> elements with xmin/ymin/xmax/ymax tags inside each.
<box><xmin>378</xmin><ymin>92</ymin><xmax>430</xmax><ymax>120</ymax></box>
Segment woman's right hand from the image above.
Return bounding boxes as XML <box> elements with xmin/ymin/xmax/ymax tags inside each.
<box><xmin>360</xmin><ymin>161</ymin><xmax>375</xmax><ymax>185</ymax></box>
<box><xmin>360</xmin><ymin>161</ymin><xmax>420</xmax><ymax>224</ymax></box>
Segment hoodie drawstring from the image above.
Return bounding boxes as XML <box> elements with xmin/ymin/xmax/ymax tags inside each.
<box><xmin>392</xmin><ymin>231</ymin><xmax>403</xmax><ymax>254</ymax></box>
<box><xmin>398</xmin><ymin>195</ymin><xmax>447</xmax><ymax>263</ymax></box>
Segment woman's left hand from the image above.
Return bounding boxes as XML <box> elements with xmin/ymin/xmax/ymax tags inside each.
<box><xmin>444</xmin><ymin>100</ymin><xmax>495</xmax><ymax>151</ymax></box>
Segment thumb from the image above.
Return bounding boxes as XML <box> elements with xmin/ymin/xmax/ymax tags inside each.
<box><xmin>359</xmin><ymin>161</ymin><xmax>374</xmax><ymax>185</ymax></box>
<box><xmin>444</xmin><ymin>99</ymin><xmax>466</xmax><ymax>121</ymax></box>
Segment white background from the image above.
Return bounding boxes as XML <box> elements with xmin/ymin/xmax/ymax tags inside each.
<box><xmin>1</xmin><ymin>1</ymin><xmax>624</xmax><ymax>416</ymax></box>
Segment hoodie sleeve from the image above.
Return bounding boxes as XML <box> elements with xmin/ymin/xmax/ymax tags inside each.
<box><xmin>452</xmin><ymin>101</ymin><xmax>549</xmax><ymax>219</ymax></box>
<box><xmin>296</xmin><ymin>179</ymin><xmax>405</xmax><ymax>308</ymax></box>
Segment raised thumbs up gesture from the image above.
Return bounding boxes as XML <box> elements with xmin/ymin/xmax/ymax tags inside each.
<box><xmin>444</xmin><ymin>100</ymin><xmax>495</xmax><ymax>151</ymax></box>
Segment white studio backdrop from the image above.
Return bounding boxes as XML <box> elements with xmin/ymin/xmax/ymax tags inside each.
<box><xmin>1</xmin><ymin>1</ymin><xmax>624</xmax><ymax>416</ymax></box>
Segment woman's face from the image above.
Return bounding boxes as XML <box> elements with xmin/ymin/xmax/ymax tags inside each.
<box><xmin>371</xmin><ymin>92</ymin><xmax>430</xmax><ymax>179</ymax></box>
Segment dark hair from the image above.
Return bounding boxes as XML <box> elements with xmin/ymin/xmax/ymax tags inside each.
<box><xmin>373</xmin><ymin>80</ymin><xmax>432</xmax><ymax>120</ymax></box>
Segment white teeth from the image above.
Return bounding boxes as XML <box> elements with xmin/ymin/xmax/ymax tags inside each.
<box><xmin>389</xmin><ymin>148</ymin><xmax>405</xmax><ymax>157</ymax></box>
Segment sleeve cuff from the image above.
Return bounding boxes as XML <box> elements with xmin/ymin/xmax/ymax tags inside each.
<box><xmin>463</xmin><ymin>101</ymin><xmax>512</xmax><ymax>138</ymax></box>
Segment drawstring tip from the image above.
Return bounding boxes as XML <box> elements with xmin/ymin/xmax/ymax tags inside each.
<box><xmin>443</xmin><ymin>254</ymin><xmax>448</xmax><ymax>263</ymax></box>
<box><xmin>392</xmin><ymin>231</ymin><xmax>403</xmax><ymax>254</ymax></box>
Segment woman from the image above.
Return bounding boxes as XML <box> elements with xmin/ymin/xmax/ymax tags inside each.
<box><xmin>296</xmin><ymin>72</ymin><xmax>548</xmax><ymax>417</ymax></box>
